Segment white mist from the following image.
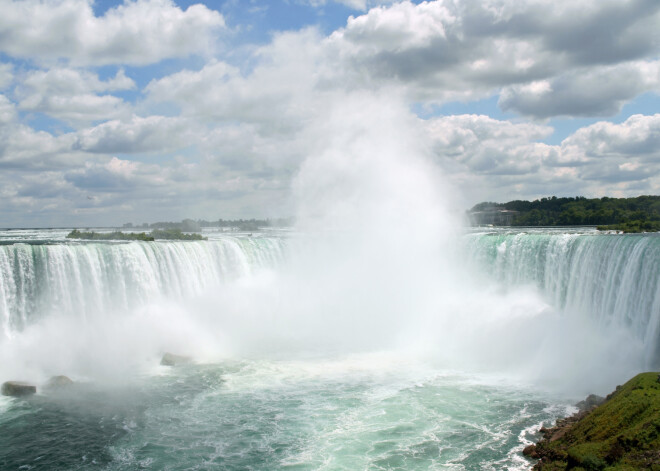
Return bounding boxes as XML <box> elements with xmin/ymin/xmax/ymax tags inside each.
<box><xmin>0</xmin><ymin>92</ymin><xmax>652</xmax><ymax>398</ymax></box>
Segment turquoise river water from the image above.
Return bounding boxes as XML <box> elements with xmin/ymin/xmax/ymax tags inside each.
<box><xmin>0</xmin><ymin>227</ymin><xmax>658</xmax><ymax>470</ymax></box>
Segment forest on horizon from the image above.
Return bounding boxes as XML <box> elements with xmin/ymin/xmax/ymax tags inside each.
<box><xmin>469</xmin><ymin>195</ymin><xmax>660</xmax><ymax>232</ymax></box>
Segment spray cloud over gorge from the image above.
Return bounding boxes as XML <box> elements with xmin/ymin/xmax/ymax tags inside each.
<box><xmin>1</xmin><ymin>94</ymin><xmax>659</xmax><ymax>470</ymax></box>
<box><xmin>2</xmin><ymin>0</ymin><xmax>660</xmax><ymax>469</ymax></box>
<box><xmin>1</xmin><ymin>93</ymin><xmax>656</xmax><ymax>395</ymax></box>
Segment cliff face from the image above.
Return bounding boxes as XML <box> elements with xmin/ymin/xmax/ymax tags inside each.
<box><xmin>525</xmin><ymin>373</ymin><xmax>660</xmax><ymax>470</ymax></box>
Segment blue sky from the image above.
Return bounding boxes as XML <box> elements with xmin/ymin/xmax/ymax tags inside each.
<box><xmin>0</xmin><ymin>0</ymin><xmax>659</xmax><ymax>226</ymax></box>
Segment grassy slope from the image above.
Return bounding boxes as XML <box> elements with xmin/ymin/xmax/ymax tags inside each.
<box><xmin>532</xmin><ymin>373</ymin><xmax>660</xmax><ymax>470</ymax></box>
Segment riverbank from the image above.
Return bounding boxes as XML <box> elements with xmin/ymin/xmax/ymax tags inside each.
<box><xmin>524</xmin><ymin>372</ymin><xmax>660</xmax><ymax>470</ymax></box>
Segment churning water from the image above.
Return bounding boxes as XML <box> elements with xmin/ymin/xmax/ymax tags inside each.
<box><xmin>0</xmin><ymin>227</ymin><xmax>658</xmax><ymax>470</ymax></box>
<box><xmin>1</xmin><ymin>97</ymin><xmax>658</xmax><ymax>470</ymax></box>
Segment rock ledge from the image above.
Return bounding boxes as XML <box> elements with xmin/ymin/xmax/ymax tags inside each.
<box><xmin>2</xmin><ymin>381</ymin><xmax>37</xmax><ymax>397</ymax></box>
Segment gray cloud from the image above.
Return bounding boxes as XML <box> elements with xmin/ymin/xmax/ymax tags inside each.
<box><xmin>0</xmin><ymin>94</ymin><xmax>16</xmax><ymax>124</ymax></box>
<box><xmin>329</xmin><ymin>0</ymin><xmax>660</xmax><ymax>114</ymax></box>
<box><xmin>540</xmin><ymin>0</ymin><xmax>660</xmax><ymax>66</ymax></box>
<box><xmin>16</xmin><ymin>68</ymin><xmax>135</xmax><ymax>125</ymax></box>
<box><xmin>0</xmin><ymin>63</ymin><xmax>13</xmax><ymax>90</ymax></box>
<box><xmin>63</xmin><ymin>157</ymin><xmax>171</xmax><ymax>194</ymax></box>
<box><xmin>499</xmin><ymin>62</ymin><xmax>660</xmax><ymax>118</ymax></box>
<box><xmin>0</xmin><ymin>122</ymin><xmax>80</xmax><ymax>171</ymax></box>
<box><xmin>16</xmin><ymin>173</ymin><xmax>79</xmax><ymax>199</ymax></box>
<box><xmin>579</xmin><ymin>162</ymin><xmax>654</xmax><ymax>184</ymax></box>
<box><xmin>73</xmin><ymin>116</ymin><xmax>196</xmax><ymax>154</ymax></box>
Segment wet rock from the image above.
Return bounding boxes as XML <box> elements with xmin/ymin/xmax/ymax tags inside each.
<box><xmin>45</xmin><ymin>375</ymin><xmax>74</xmax><ymax>389</ymax></box>
<box><xmin>160</xmin><ymin>352</ymin><xmax>192</xmax><ymax>366</ymax></box>
<box><xmin>549</xmin><ymin>427</ymin><xmax>568</xmax><ymax>442</ymax></box>
<box><xmin>576</xmin><ymin>393</ymin><xmax>605</xmax><ymax>412</ymax></box>
<box><xmin>1</xmin><ymin>381</ymin><xmax>37</xmax><ymax>397</ymax></box>
<box><xmin>523</xmin><ymin>444</ymin><xmax>540</xmax><ymax>459</ymax></box>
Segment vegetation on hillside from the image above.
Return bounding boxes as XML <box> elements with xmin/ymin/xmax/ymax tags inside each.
<box><xmin>529</xmin><ymin>372</ymin><xmax>660</xmax><ymax>470</ymax></box>
<box><xmin>469</xmin><ymin>196</ymin><xmax>660</xmax><ymax>232</ymax></box>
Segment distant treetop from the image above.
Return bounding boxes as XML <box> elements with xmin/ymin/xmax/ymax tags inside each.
<box><xmin>468</xmin><ymin>195</ymin><xmax>660</xmax><ymax>232</ymax></box>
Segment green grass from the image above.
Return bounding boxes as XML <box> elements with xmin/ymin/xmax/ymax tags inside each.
<box><xmin>534</xmin><ymin>373</ymin><xmax>660</xmax><ymax>470</ymax></box>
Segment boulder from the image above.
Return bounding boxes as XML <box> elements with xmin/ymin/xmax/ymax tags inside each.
<box><xmin>523</xmin><ymin>444</ymin><xmax>540</xmax><ymax>459</ymax></box>
<box><xmin>1</xmin><ymin>381</ymin><xmax>37</xmax><ymax>397</ymax></box>
<box><xmin>576</xmin><ymin>393</ymin><xmax>605</xmax><ymax>412</ymax></box>
<box><xmin>160</xmin><ymin>352</ymin><xmax>192</xmax><ymax>366</ymax></box>
<box><xmin>45</xmin><ymin>375</ymin><xmax>74</xmax><ymax>389</ymax></box>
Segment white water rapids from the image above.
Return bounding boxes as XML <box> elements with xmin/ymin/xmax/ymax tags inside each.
<box><xmin>0</xmin><ymin>97</ymin><xmax>658</xmax><ymax>470</ymax></box>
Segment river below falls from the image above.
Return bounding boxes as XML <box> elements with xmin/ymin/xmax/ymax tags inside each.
<box><xmin>1</xmin><ymin>227</ymin><xmax>657</xmax><ymax>470</ymax></box>
<box><xmin>0</xmin><ymin>356</ymin><xmax>574</xmax><ymax>471</ymax></box>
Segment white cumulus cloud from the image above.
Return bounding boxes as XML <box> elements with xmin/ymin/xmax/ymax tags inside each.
<box><xmin>562</xmin><ymin>114</ymin><xmax>660</xmax><ymax>160</ymax></box>
<box><xmin>74</xmin><ymin>115</ymin><xmax>196</xmax><ymax>154</ymax></box>
<box><xmin>0</xmin><ymin>0</ymin><xmax>225</xmax><ymax>66</ymax></box>
<box><xmin>16</xmin><ymin>68</ymin><xmax>135</xmax><ymax>125</ymax></box>
<box><xmin>500</xmin><ymin>61</ymin><xmax>660</xmax><ymax>118</ymax></box>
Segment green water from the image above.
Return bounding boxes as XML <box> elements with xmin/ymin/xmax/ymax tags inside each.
<box><xmin>1</xmin><ymin>228</ymin><xmax>653</xmax><ymax>470</ymax></box>
<box><xmin>0</xmin><ymin>357</ymin><xmax>568</xmax><ymax>471</ymax></box>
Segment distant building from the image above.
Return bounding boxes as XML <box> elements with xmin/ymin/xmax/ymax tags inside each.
<box><xmin>469</xmin><ymin>208</ymin><xmax>519</xmax><ymax>226</ymax></box>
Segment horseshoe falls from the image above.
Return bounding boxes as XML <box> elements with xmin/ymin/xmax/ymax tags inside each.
<box><xmin>0</xmin><ymin>235</ymin><xmax>285</xmax><ymax>338</ymax></box>
<box><xmin>0</xmin><ymin>227</ymin><xmax>658</xmax><ymax>471</ymax></box>
<box><xmin>464</xmin><ymin>229</ymin><xmax>660</xmax><ymax>368</ymax></box>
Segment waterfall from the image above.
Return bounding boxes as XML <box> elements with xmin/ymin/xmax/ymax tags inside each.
<box><xmin>465</xmin><ymin>230</ymin><xmax>660</xmax><ymax>366</ymax></box>
<box><xmin>2</xmin><ymin>231</ymin><xmax>658</xmax><ymax>352</ymax></box>
<box><xmin>0</xmin><ymin>237</ymin><xmax>286</xmax><ymax>339</ymax></box>
<box><xmin>0</xmin><ymin>229</ymin><xmax>658</xmax><ymax>387</ymax></box>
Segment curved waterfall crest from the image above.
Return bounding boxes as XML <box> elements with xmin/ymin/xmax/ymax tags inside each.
<box><xmin>1</xmin><ymin>230</ymin><xmax>659</xmax><ymax>370</ymax></box>
<box><xmin>0</xmin><ymin>237</ymin><xmax>286</xmax><ymax>337</ymax></box>
<box><xmin>465</xmin><ymin>231</ymin><xmax>660</xmax><ymax>365</ymax></box>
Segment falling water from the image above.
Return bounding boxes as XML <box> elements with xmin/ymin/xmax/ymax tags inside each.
<box><xmin>465</xmin><ymin>229</ymin><xmax>660</xmax><ymax>367</ymax></box>
<box><xmin>0</xmin><ymin>96</ymin><xmax>658</xmax><ymax>470</ymax></box>
<box><xmin>0</xmin><ymin>237</ymin><xmax>286</xmax><ymax>338</ymax></box>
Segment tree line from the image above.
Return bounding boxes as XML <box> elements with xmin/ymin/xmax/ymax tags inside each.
<box><xmin>469</xmin><ymin>195</ymin><xmax>660</xmax><ymax>232</ymax></box>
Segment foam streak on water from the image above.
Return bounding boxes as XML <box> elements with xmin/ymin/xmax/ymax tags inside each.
<box><xmin>0</xmin><ymin>356</ymin><xmax>569</xmax><ymax>471</ymax></box>
<box><xmin>0</xmin><ymin>227</ymin><xmax>656</xmax><ymax>470</ymax></box>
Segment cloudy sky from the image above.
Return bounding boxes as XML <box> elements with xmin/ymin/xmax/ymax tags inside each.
<box><xmin>1</xmin><ymin>0</ymin><xmax>659</xmax><ymax>227</ymax></box>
